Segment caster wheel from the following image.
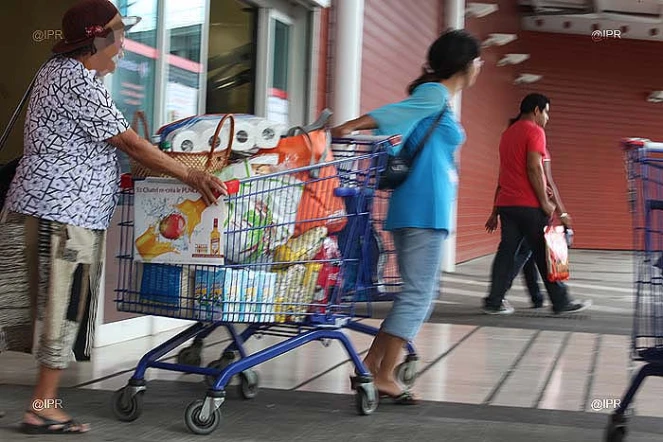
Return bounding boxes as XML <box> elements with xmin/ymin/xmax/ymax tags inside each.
<box><xmin>185</xmin><ymin>399</ymin><xmax>221</xmax><ymax>435</ymax></box>
<box><xmin>355</xmin><ymin>384</ymin><xmax>378</xmax><ymax>416</ymax></box>
<box><xmin>239</xmin><ymin>370</ymin><xmax>260</xmax><ymax>399</ymax></box>
<box><xmin>112</xmin><ymin>387</ymin><xmax>144</xmax><ymax>422</ymax></box>
<box><xmin>605</xmin><ymin>414</ymin><xmax>627</xmax><ymax>442</ymax></box>
<box><xmin>177</xmin><ymin>345</ymin><xmax>202</xmax><ymax>367</ymax></box>
<box><xmin>395</xmin><ymin>360</ymin><xmax>417</xmax><ymax>388</ymax></box>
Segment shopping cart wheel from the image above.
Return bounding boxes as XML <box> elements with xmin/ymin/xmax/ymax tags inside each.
<box><xmin>185</xmin><ymin>399</ymin><xmax>221</xmax><ymax>435</ymax></box>
<box><xmin>605</xmin><ymin>413</ymin><xmax>627</xmax><ymax>442</ymax></box>
<box><xmin>177</xmin><ymin>342</ymin><xmax>203</xmax><ymax>367</ymax></box>
<box><xmin>239</xmin><ymin>370</ymin><xmax>260</xmax><ymax>399</ymax></box>
<box><xmin>355</xmin><ymin>383</ymin><xmax>379</xmax><ymax>416</ymax></box>
<box><xmin>204</xmin><ymin>353</ymin><xmax>235</xmax><ymax>387</ymax></box>
<box><xmin>112</xmin><ymin>387</ymin><xmax>144</xmax><ymax>422</ymax></box>
<box><xmin>395</xmin><ymin>357</ymin><xmax>418</xmax><ymax>388</ymax></box>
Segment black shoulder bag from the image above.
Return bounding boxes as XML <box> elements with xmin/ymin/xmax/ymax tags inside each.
<box><xmin>378</xmin><ymin>105</ymin><xmax>448</xmax><ymax>190</ymax></box>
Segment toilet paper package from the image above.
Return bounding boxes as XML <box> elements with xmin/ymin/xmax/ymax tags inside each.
<box><xmin>238</xmin><ymin>116</ymin><xmax>285</xmax><ymax>149</ymax></box>
<box><xmin>158</xmin><ymin>113</ymin><xmax>285</xmax><ymax>153</ymax></box>
<box><xmin>169</xmin><ymin>130</ymin><xmax>202</xmax><ymax>153</ymax></box>
<box><xmin>232</xmin><ymin>118</ymin><xmax>258</xmax><ymax>152</ymax></box>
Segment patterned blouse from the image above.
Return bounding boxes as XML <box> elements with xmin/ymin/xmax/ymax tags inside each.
<box><xmin>5</xmin><ymin>56</ymin><xmax>129</xmax><ymax>230</ymax></box>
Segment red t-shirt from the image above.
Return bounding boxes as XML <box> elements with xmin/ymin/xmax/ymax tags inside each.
<box><xmin>496</xmin><ymin>120</ymin><xmax>549</xmax><ymax>208</ymax></box>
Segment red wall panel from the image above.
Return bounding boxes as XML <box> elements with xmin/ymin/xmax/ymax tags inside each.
<box><xmin>455</xmin><ymin>0</ymin><xmax>522</xmax><ymax>263</ymax></box>
<box><xmin>360</xmin><ymin>0</ymin><xmax>441</xmax><ymax>114</ymax></box>
<box><xmin>517</xmin><ymin>31</ymin><xmax>663</xmax><ymax>250</ymax></box>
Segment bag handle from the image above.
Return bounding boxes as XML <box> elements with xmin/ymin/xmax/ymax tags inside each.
<box><xmin>131</xmin><ymin>110</ymin><xmax>150</xmax><ymax>141</ymax></box>
<box><xmin>206</xmin><ymin>113</ymin><xmax>235</xmax><ymax>169</ymax></box>
<box><xmin>0</xmin><ymin>57</ymin><xmax>55</xmax><ymax>154</ymax></box>
<box><xmin>285</xmin><ymin>127</ymin><xmax>330</xmax><ymax>179</ymax></box>
<box><xmin>406</xmin><ymin>104</ymin><xmax>449</xmax><ymax>162</ymax></box>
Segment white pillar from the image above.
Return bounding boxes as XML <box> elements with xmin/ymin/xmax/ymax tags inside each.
<box><xmin>442</xmin><ymin>0</ymin><xmax>465</xmax><ymax>273</ymax></box>
<box><xmin>332</xmin><ymin>0</ymin><xmax>365</xmax><ymax>125</ymax></box>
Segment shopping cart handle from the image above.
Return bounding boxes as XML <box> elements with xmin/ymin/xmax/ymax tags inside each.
<box><xmin>213</xmin><ymin>179</ymin><xmax>240</xmax><ymax>198</ymax></box>
<box><xmin>332</xmin><ymin>135</ymin><xmax>402</xmax><ymax>145</ymax></box>
<box><xmin>621</xmin><ymin>138</ymin><xmax>663</xmax><ymax>152</ymax></box>
<box><xmin>120</xmin><ymin>173</ymin><xmax>133</xmax><ymax>189</ymax></box>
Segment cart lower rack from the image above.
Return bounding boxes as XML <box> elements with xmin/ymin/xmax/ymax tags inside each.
<box><xmin>111</xmin><ymin>135</ymin><xmax>418</xmax><ymax>435</ymax></box>
<box><xmin>605</xmin><ymin>138</ymin><xmax>663</xmax><ymax>442</ymax></box>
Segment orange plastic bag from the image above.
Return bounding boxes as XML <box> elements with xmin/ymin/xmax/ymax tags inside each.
<box><xmin>256</xmin><ymin>129</ymin><xmax>347</xmax><ymax>237</ymax></box>
<box><xmin>545</xmin><ymin>225</ymin><xmax>570</xmax><ymax>282</ymax></box>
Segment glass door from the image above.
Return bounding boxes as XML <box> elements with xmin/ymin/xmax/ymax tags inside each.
<box><xmin>254</xmin><ymin>1</ymin><xmax>311</xmax><ymax>126</ymax></box>
<box><xmin>265</xmin><ymin>12</ymin><xmax>292</xmax><ymax>125</ymax></box>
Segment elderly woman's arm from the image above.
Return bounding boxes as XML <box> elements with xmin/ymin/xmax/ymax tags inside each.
<box><xmin>108</xmin><ymin>128</ymin><xmax>227</xmax><ymax>205</ymax></box>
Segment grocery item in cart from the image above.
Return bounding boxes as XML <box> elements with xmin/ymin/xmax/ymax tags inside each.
<box><xmin>255</xmin><ymin>129</ymin><xmax>347</xmax><ymax>237</ymax></box>
<box><xmin>272</xmin><ymin>226</ymin><xmax>327</xmax><ymax>267</ymax></box>
<box><xmin>133</xmin><ymin>178</ymin><xmax>228</xmax><ymax>265</ymax></box>
<box><xmin>193</xmin><ymin>268</ymin><xmax>227</xmax><ymax>321</ymax></box>
<box><xmin>137</xmin><ymin>263</ymin><xmax>193</xmax><ymax>311</ymax></box>
<box><xmin>274</xmin><ymin>264</ymin><xmax>306</xmax><ymax>323</ymax></box>
<box><xmin>225</xmin><ymin>175</ymin><xmax>304</xmax><ymax>264</ymax></box>
<box><xmin>308</xmin><ymin>237</ymin><xmax>342</xmax><ymax>314</ymax></box>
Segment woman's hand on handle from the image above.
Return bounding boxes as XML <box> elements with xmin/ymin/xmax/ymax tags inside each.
<box><xmin>183</xmin><ymin>169</ymin><xmax>228</xmax><ymax>206</ymax></box>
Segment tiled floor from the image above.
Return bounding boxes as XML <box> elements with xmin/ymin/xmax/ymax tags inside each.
<box><xmin>2</xmin><ymin>250</ymin><xmax>662</xmax><ymax>423</ymax></box>
<box><xmin>2</xmin><ymin>318</ymin><xmax>660</xmax><ymax>418</ymax></box>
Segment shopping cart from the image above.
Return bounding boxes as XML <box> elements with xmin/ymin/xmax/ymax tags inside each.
<box><xmin>606</xmin><ymin>138</ymin><xmax>663</xmax><ymax>442</ymax></box>
<box><xmin>110</xmin><ymin>135</ymin><xmax>418</xmax><ymax>435</ymax></box>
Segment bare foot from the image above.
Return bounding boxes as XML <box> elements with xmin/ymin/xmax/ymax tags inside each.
<box><xmin>373</xmin><ymin>375</ymin><xmax>405</xmax><ymax>398</ymax></box>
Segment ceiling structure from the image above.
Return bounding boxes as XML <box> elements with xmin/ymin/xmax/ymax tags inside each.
<box><xmin>517</xmin><ymin>0</ymin><xmax>663</xmax><ymax>41</ymax></box>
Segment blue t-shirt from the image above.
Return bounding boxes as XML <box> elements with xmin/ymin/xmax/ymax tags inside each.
<box><xmin>368</xmin><ymin>83</ymin><xmax>465</xmax><ymax>232</ymax></box>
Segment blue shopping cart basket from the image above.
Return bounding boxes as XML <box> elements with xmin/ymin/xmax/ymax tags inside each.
<box><xmin>605</xmin><ymin>138</ymin><xmax>663</xmax><ymax>442</ymax></box>
<box><xmin>110</xmin><ymin>135</ymin><xmax>418</xmax><ymax>435</ymax></box>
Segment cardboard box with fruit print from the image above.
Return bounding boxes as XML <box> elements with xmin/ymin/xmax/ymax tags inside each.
<box><xmin>133</xmin><ymin>178</ymin><xmax>227</xmax><ymax>265</ymax></box>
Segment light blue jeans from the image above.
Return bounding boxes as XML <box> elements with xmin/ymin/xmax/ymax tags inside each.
<box><xmin>381</xmin><ymin>228</ymin><xmax>448</xmax><ymax>341</ymax></box>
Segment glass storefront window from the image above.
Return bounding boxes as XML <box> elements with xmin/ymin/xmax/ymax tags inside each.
<box><xmin>111</xmin><ymin>0</ymin><xmax>159</xmax><ymax>172</ymax></box>
<box><xmin>164</xmin><ymin>0</ymin><xmax>206</xmax><ymax>124</ymax></box>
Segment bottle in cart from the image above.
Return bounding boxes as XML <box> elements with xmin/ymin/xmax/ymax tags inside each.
<box><xmin>210</xmin><ymin>218</ymin><xmax>221</xmax><ymax>255</ymax></box>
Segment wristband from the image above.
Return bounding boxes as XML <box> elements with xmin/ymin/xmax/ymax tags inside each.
<box><xmin>560</xmin><ymin>213</ymin><xmax>569</xmax><ymax>218</ymax></box>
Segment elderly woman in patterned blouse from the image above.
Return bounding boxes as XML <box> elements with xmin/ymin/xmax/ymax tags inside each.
<box><xmin>0</xmin><ymin>0</ymin><xmax>227</xmax><ymax>434</ymax></box>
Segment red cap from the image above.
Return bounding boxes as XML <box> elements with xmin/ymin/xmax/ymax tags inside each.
<box><xmin>52</xmin><ymin>0</ymin><xmax>140</xmax><ymax>54</ymax></box>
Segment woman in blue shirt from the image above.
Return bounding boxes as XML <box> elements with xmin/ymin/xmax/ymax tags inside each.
<box><xmin>332</xmin><ymin>30</ymin><xmax>482</xmax><ymax>403</ymax></box>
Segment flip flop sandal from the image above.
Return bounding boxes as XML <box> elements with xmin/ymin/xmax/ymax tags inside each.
<box><xmin>378</xmin><ymin>390</ymin><xmax>419</xmax><ymax>405</ymax></box>
<box><xmin>21</xmin><ymin>411</ymin><xmax>89</xmax><ymax>435</ymax></box>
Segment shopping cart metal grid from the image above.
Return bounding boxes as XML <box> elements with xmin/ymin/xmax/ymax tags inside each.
<box><xmin>110</xmin><ymin>135</ymin><xmax>418</xmax><ymax>435</ymax></box>
<box><xmin>606</xmin><ymin>138</ymin><xmax>663</xmax><ymax>442</ymax></box>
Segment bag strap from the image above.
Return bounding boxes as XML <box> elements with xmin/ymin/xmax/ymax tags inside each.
<box><xmin>0</xmin><ymin>57</ymin><xmax>54</xmax><ymax>154</ymax></box>
<box><xmin>407</xmin><ymin>104</ymin><xmax>449</xmax><ymax>162</ymax></box>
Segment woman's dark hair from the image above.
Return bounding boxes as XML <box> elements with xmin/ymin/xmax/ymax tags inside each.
<box><xmin>509</xmin><ymin>93</ymin><xmax>550</xmax><ymax>126</ymax></box>
<box><xmin>407</xmin><ymin>29</ymin><xmax>481</xmax><ymax>95</ymax></box>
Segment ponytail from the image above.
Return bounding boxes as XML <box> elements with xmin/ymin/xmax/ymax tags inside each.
<box><xmin>508</xmin><ymin>112</ymin><xmax>522</xmax><ymax>126</ymax></box>
<box><xmin>407</xmin><ymin>68</ymin><xmax>441</xmax><ymax>95</ymax></box>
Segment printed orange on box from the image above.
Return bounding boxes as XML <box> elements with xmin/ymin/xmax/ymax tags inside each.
<box><xmin>133</xmin><ymin>178</ymin><xmax>227</xmax><ymax>265</ymax></box>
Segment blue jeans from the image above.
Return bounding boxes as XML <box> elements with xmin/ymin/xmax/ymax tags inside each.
<box><xmin>382</xmin><ymin>228</ymin><xmax>448</xmax><ymax>341</ymax></box>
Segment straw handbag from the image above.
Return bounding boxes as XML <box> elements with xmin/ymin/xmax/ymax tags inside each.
<box><xmin>129</xmin><ymin>111</ymin><xmax>235</xmax><ymax>178</ymax></box>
